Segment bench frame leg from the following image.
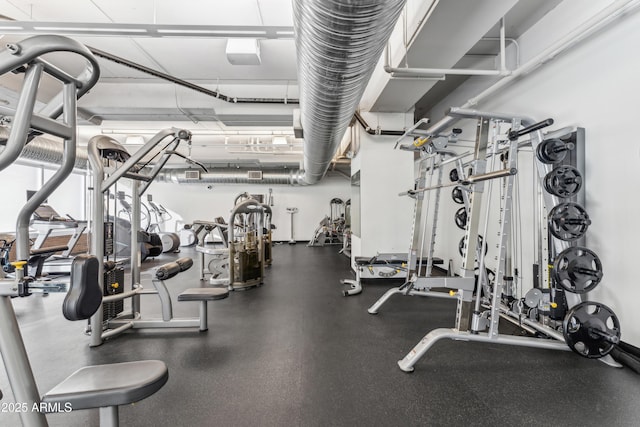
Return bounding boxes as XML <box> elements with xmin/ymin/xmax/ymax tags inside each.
<box><xmin>100</xmin><ymin>405</ymin><xmax>119</xmax><ymax>427</ymax></box>
<box><xmin>199</xmin><ymin>301</ymin><xmax>208</xmax><ymax>331</ymax></box>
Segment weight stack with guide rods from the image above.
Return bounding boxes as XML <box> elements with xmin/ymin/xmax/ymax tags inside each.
<box><xmin>103</xmin><ymin>266</ymin><xmax>125</xmax><ymax>320</ymax></box>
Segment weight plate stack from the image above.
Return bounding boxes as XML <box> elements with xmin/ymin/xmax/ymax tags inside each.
<box><xmin>552</xmin><ymin>246</ymin><xmax>603</xmax><ymax>294</ymax></box>
<box><xmin>548</xmin><ymin>202</ymin><xmax>591</xmax><ymax>241</ymax></box>
<box><xmin>451</xmin><ymin>186</ymin><xmax>464</xmax><ymax>204</ymax></box>
<box><xmin>563</xmin><ymin>301</ymin><xmax>621</xmax><ymax>358</ymax></box>
<box><xmin>536</xmin><ymin>138</ymin><xmax>574</xmax><ymax>164</ymax></box>
<box><xmin>458</xmin><ymin>234</ymin><xmax>488</xmax><ymax>257</ymax></box>
<box><xmin>454</xmin><ymin>207</ymin><xmax>468</xmax><ymax>230</ymax></box>
<box><xmin>544</xmin><ymin>165</ymin><xmax>583</xmax><ymax>198</ymax></box>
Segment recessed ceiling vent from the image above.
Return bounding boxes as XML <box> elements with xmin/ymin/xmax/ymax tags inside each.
<box><xmin>184</xmin><ymin>170</ymin><xmax>200</xmax><ymax>180</ymax></box>
<box><xmin>247</xmin><ymin>170</ymin><xmax>263</xmax><ymax>180</ymax></box>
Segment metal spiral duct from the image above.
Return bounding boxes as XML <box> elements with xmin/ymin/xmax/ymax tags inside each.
<box><xmin>0</xmin><ymin>126</ymin><xmax>89</xmax><ymax>169</ymax></box>
<box><xmin>294</xmin><ymin>0</ymin><xmax>406</xmax><ymax>184</ymax></box>
<box><xmin>155</xmin><ymin>168</ymin><xmax>304</xmax><ymax>185</ymax></box>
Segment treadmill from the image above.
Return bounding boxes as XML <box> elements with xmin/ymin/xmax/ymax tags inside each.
<box><xmin>29</xmin><ymin>202</ymin><xmax>87</xmax><ymax>275</ymax></box>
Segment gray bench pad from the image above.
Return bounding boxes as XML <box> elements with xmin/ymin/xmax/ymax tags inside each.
<box><xmin>178</xmin><ymin>287</ymin><xmax>229</xmax><ymax>302</ymax></box>
<box><xmin>42</xmin><ymin>360</ymin><xmax>168</xmax><ymax>411</ymax></box>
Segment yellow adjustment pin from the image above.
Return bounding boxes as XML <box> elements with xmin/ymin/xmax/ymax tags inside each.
<box><xmin>414</xmin><ymin>137</ymin><xmax>429</xmax><ymax>147</ymax></box>
<box><xmin>112</xmin><ymin>283</ymin><xmax>120</xmax><ymax>289</ymax></box>
<box><xmin>11</xmin><ymin>261</ymin><xmax>27</xmax><ymax>270</ymax></box>
<box><xmin>550</xmin><ymin>302</ymin><xmax>558</xmax><ymax>308</ymax></box>
<box><xmin>449</xmin><ymin>290</ymin><xmax>457</xmax><ymax>296</ymax></box>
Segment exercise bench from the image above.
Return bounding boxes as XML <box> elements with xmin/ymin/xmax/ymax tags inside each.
<box><xmin>341</xmin><ymin>253</ymin><xmax>443</xmax><ymax>296</ymax></box>
<box><xmin>150</xmin><ymin>257</ymin><xmax>229</xmax><ymax>331</ymax></box>
<box><xmin>39</xmin><ymin>254</ymin><xmax>169</xmax><ymax>427</ymax></box>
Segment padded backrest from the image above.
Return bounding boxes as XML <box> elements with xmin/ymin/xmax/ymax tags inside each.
<box><xmin>63</xmin><ymin>254</ymin><xmax>103</xmax><ymax>321</ymax></box>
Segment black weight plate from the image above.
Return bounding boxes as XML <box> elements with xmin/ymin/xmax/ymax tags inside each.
<box><xmin>544</xmin><ymin>166</ymin><xmax>583</xmax><ymax>198</ymax></box>
<box><xmin>563</xmin><ymin>301</ymin><xmax>620</xmax><ymax>358</ymax></box>
<box><xmin>553</xmin><ymin>246</ymin><xmax>602</xmax><ymax>294</ymax></box>
<box><xmin>536</xmin><ymin>138</ymin><xmax>569</xmax><ymax>164</ymax></box>
<box><xmin>458</xmin><ymin>235</ymin><xmax>488</xmax><ymax>257</ymax></box>
<box><xmin>548</xmin><ymin>202</ymin><xmax>591</xmax><ymax>241</ymax></box>
<box><xmin>449</xmin><ymin>168</ymin><xmax>459</xmax><ymax>182</ymax></box>
<box><xmin>451</xmin><ymin>186</ymin><xmax>464</xmax><ymax>204</ymax></box>
<box><xmin>454</xmin><ymin>207</ymin><xmax>468</xmax><ymax>230</ymax></box>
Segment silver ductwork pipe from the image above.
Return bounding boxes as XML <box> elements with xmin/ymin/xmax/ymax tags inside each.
<box><xmin>1</xmin><ymin>127</ymin><xmax>301</xmax><ymax>183</ymax></box>
<box><xmin>155</xmin><ymin>168</ymin><xmax>305</xmax><ymax>185</ymax></box>
<box><xmin>294</xmin><ymin>0</ymin><xmax>406</xmax><ymax>184</ymax></box>
<box><xmin>0</xmin><ymin>126</ymin><xmax>89</xmax><ymax>169</ymax></box>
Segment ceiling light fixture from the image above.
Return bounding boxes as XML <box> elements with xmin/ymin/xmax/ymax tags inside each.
<box><xmin>272</xmin><ymin>136</ymin><xmax>288</xmax><ymax>145</ymax></box>
<box><xmin>226</xmin><ymin>38</ymin><xmax>261</xmax><ymax>65</ymax></box>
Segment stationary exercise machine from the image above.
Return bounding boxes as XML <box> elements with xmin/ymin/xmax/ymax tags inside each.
<box><xmin>393</xmin><ymin>108</ymin><xmax>620</xmax><ymax>372</ymax></box>
<box><xmin>194</xmin><ymin>218</ymin><xmax>230</xmax><ymax>285</ymax></box>
<box><xmin>228</xmin><ymin>198</ymin><xmax>267</xmax><ymax>290</ymax></box>
<box><xmin>261</xmin><ymin>203</ymin><xmax>274</xmax><ymax>266</ymax></box>
<box><xmin>308</xmin><ymin>198</ymin><xmax>346</xmax><ymax>246</ymax></box>
<box><xmin>0</xmin><ymin>35</ymin><xmax>167</xmax><ymax>427</ymax></box>
<box><xmin>86</xmin><ymin>131</ymin><xmax>229</xmax><ymax>347</ymax></box>
<box><xmin>146</xmin><ymin>194</ymin><xmax>181</xmax><ymax>253</ymax></box>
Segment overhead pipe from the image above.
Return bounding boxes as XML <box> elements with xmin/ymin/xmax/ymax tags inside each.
<box><xmin>0</xmin><ymin>15</ymin><xmax>297</xmax><ymax>106</ymax></box>
<box><xmin>421</xmin><ymin>0</ymin><xmax>640</xmax><ymax>138</ymax></box>
<box><xmin>89</xmin><ymin>47</ymin><xmax>298</xmax><ymax>105</ymax></box>
<box><xmin>0</xmin><ymin>126</ymin><xmax>89</xmax><ymax>169</ymax></box>
<box><xmin>353</xmin><ymin>111</ymin><xmax>405</xmax><ymax>136</ymax></box>
<box><xmin>383</xmin><ymin>15</ymin><xmax>511</xmax><ymax>78</ymax></box>
<box><xmin>155</xmin><ymin>168</ymin><xmax>304</xmax><ymax>185</ymax></box>
<box><xmin>294</xmin><ymin>0</ymin><xmax>406</xmax><ymax>184</ymax></box>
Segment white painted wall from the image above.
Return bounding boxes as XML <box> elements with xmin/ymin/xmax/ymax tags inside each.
<box><xmin>0</xmin><ymin>163</ymin><xmax>39</xmax><ymax>232</ymax></box>
<box><xmin>43</xmin><ymin>169</ymin><xmax>87</xmax><ymax>221</ymax></box>
<box><xmin>0</xmin><ymin>164</ymin><xmax>85</xmax><ymax>233</ymax></box>
<box><xmin>145</xmin><ymin>176</ymin><xmax>350</xmax><ymax>242</ymax></box>
<box><xmin>425</xmin><ymin>0</ymin><xmax>640</xmax><ymax>346</ymax></box>
<box><xmin>350</xmin><ymin>113</ymin><xmax>415</xmax><ymax>262</ymax></box>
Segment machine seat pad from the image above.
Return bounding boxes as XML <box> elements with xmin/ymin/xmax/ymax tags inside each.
<box><xmin>178</xmin><ymin>287</ymin><xmax>229</xmax><ymax>302</ymax></box>
<box><xmin>42</xmin><ymin>360</ymin><xmax>168</xmax><ymax>411</ymax></box>
<box><xmin>62</xmin><ymin>254</ymin><xmax>102</xmax><ymax>321</ymax></box>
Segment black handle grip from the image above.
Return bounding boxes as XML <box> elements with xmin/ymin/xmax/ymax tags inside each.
<box><xmin>509</xmin><ymin>118</ymin><xmax>554</xmax><ymax>140</ymax></box>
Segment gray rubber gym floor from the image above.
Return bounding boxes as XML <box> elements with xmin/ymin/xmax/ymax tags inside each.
<box><xmin>1</xmin><ymin>244</ymin><xmax>639</xmax><ymax>426</ymax></box>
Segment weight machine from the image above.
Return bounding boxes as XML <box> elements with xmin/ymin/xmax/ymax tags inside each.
<box><xmin>261</xmin><ymin>203</ymin><xmax>274</xmax><ymax>266</ymax></box>
<box><xmin>194</xmin><ymin>218</ymin><xmax>230</xmax><ymax>285</ymax></box>
<box><xmin>308</xmin><ymin>198</ymin><xmax>346</xmax><ymax>246</ymax></box>
<box><xmin>228</xmin><ymin>198</ymin><xmax>267</xmax><ymax>290</ymax></box>
<box><xmin>392</xmin><ymin>108</ymin><xmax>620</xmax><ymax>372</ymax></box>
<box><xmin>0</xmin><ymin>35</ymin><xmax>167</xmax><ymax>427</ymax></box>
<box><xmin>86</xmin><ymin>131</ymin><xmax>229</xmax><ymax>347</ymax></box>
<box><xmin>195</xmin><ymin>194</ymin><xmax>268</xmax><ymax>289</ymax></box>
